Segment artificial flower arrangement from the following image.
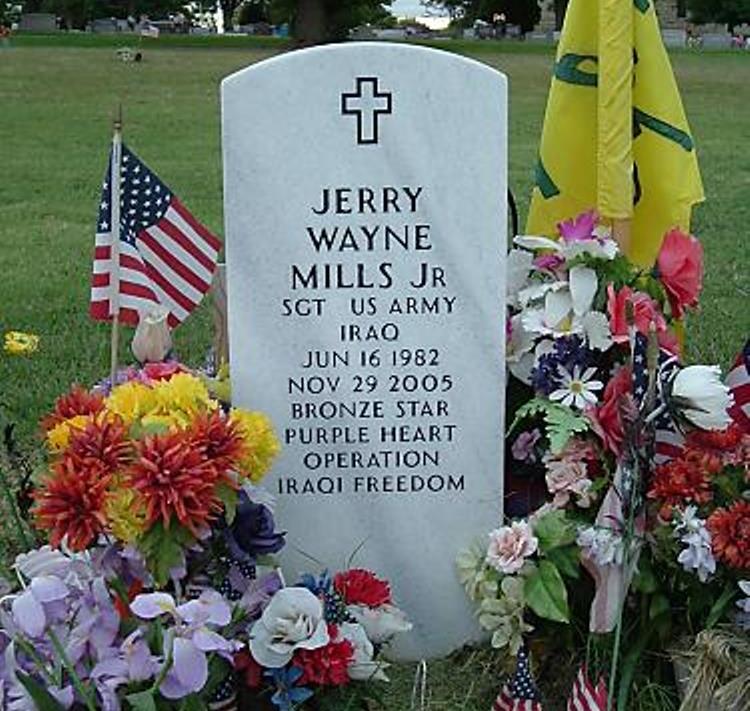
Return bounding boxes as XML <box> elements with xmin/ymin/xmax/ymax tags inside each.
<box><xmin>460</xmin><ymin>210</ymin><xmax>747</xmax><ymax>706</ymax></box>
<box><xmin>0</xmin><ymin>363</ymin><xmax>411</xmax><ymax>709</ymax></box>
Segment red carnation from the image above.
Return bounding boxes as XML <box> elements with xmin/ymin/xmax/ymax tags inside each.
<box><xmin>707</xmin><ymin>501</ymin><xmax>750</xmax><ymax>570</ymax></box>
<box><xmin>656</xmin><ymin>228</ymin><xmax>703</xmax><ymax>318</ymax></box>
<box><xmin>294</xmin><ymin>627</ymin><xmax>354</xmax><ymax>687</ymax></box>
<box><xmin>334</xmin><ymin>568</ymin><xmax>392</xmax><ymax>607</ymax></box>
<box><xmin>42</xmin><ymin>385</ymin><xmax>104</xmax><ymax>431</ymax></box>
<box><xmin>33</xmin><ymin>458</ymin><xmax>111</xmax><ymax>550</ymax></box>
<box><xmin>66</xmin><ymin>416</ymin><xmax>132</xmax><ymax>474</ymax></box>
<box><xmin>126</xmin><ymin>430</ymin><xmax>222</xmax><ymax>534</ymax></box>
<box><xmin>647</xmin><ymin>457</ymin><xmax>713</xmax><ymax>519</ymax></box>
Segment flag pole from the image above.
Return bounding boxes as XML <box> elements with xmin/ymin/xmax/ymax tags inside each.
<box><xmin>109</xmin><ymin>106</ymin><xmax>123</xmax><ymax>385</ymax></box>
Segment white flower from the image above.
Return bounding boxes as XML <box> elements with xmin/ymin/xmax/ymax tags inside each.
<box><xmin>506</xmin><ymin>249</ymin><xmax>534</xmax><ymax>307</ymax></box>
<box><xmin>737</xmin><ymin>581</ymin><xmax>750</xmax><ymax>614</ymax></box>
<box><xmin>514</xmin><ymin>232</ymin><xmax>618</xmax><ymax>261</ymax></box>
<box><xmin>670</xmin><ymin>365</ymin><xmax>733</xmax><ymax>430</ymax></box>
<box><xmin>674</xmin><ymin>507</ymin><xmax>716</xmax><ymax>583</ymax></box>
<box><xmin>338</xmin><ymin>623</ymin><xmax>389</xmax><ymax>681</ymax></box>
<box><xmin>550</xmin><ymin>365</ymin><xmax>604</xmax><ymax>409</ymax></box>
<box><xmin>486</xmin><ymin>521</ymin><xmax>539</xmax><ymax>574</ymax></box>
<box><xmin>521</xmin><ymin>267</ymin><xmax>612</xmax><ymax>351</ymax></box>
<box><xmin>577</xmin><ymin>526</ymin><xmax>623</xmax><ymax>567</ymax></box>
<box><xmin>346</xmin><ymin>603</ymin><xmax>412</xmax><ymax>644</ymax></box>
<box><xmin>249</xmin><ymin>587</ymin><xmax>329</xmax><ymax>667</ymax></box>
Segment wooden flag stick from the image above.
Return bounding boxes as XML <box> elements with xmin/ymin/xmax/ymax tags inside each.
<box><xmin>109</xmin><ymin>106</ymin><xmax>123</xmax><ymax>385</ymax></box>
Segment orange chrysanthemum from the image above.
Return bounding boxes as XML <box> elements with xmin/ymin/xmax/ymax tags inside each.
<box><xmin>187</xmin><ymin>411</ymin><xmax>246</xmax><ymax>480</ymax></box>
<box><xmin>42</xmin><ymin>386</ymin><xmax>105</xmax><ymax>432</ymax></box>
<box><xmin>126</xmin><ymin>430</ymin><xmax>222</xmax><ymax>534</ymax></box>
<box><xmin>66</xmin><ymin>416</ymin><xmax>132</xmax><ymax>474</ymax></box>
<box><xmin>707</xmin><ymin>501</ymin><xmax>750</xmax><ymax>570</ymax></box>
<box><xmin>33</xmin><ymin>458</ymin><xmax>111</xmax><ymax>551</ymax></box>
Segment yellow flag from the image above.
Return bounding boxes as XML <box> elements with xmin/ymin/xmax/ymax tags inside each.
<box><xmin>526</xmin><ymin>0</ymin><xmax>704</xmax><ymax>266</ymax></box>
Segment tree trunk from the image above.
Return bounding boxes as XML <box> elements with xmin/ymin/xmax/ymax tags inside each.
<box><xmin>295</xmin><ymin>0</ymin><xmax>327</xmax><ymax>46</ymax></box>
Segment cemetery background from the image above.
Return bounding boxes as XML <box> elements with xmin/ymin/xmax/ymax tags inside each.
<box><xmin>0</xmin><ymin>34</ymin><xmax>749</xmax><ymax>709</ymax></box>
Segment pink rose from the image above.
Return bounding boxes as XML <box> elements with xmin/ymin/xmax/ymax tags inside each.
<box><xmin>656</xmin><ymin>229</ymin><xmax>703</xmax><ymax>318</ymax></box>
<box><xmin>545</xmin><ymin>459</ymin><xmax>593</xmax><ymax>508</ymax></box>
<box><xmin>607</xmin><ymin>284</ymin><xmax>667</xmax><ymax>343</ymax></box>
<box><xmin>486</xmin><ymin>521</ymin><xmax>538</xmax><ymax>574</ymax></box>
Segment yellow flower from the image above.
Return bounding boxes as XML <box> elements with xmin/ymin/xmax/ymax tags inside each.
<box><xmin>46</xmin><ymin>415</ymin><xmax>90</xmax><ymax>452</ymax></box>
<box><xmin>105</xmin><ymin>381</ymin><xmax>157</xmax><ymax>426</ymax></box>
<box><xmin>152</xmin><ymin>373</ymin><xmax>217</xmax><ymax>420</ymax></box>
<box><xmin>229</xmin><ymin>409</ymin><xmax>280</xmax><ymax>483</ymax></box>
<box><xmin>140</xmin><ymin>413</ymin><xmax>179</xmax><ymax>432</ymax></box>
<box><xmin>4</xmin><ymin>331</ymin><xmax>39</xmax><ymax>356</ymax></box>
<box><xmin>106</xmin><ymin>486</ymin><xmax>147</xmax><ymax>544</ymax></box>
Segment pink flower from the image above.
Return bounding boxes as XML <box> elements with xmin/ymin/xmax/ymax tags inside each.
<box><xmin>511</xmin><ymin>429</ymin><xmax>541</xmax><ymax>463</ymax></box>
<box><xmin>486</xmin><ymin>521</ymin><xmax>538</xmax><ymax>574</ymax></box>
<box><xmin>656</xmin><ymin>229</ymin><xmax>703</xmax><ymax>318</ymax></box>
<box><xmin>545</xmin><ymin>459</ymin><xmax>593</xmax><ymax>508</ymax></box>
<box><xmin>533</xmin><ymin>253</ymin><xmax>565</xmax><ymax>272</ymax></box>
<box><xmin>607</xmin><ymin>284</ymin><xmax>667</xmax><ymax>343</ymax></box>
<box><xmin>558</xmin><ymin>210</ymin><xmax>598</xmax><ymax>243</ymax></box>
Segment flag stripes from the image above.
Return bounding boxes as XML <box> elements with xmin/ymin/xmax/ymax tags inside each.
<box><xmin>727</xmin><ymin>340</ymin><xmax>750</xmax><ymax>432</ymax></box>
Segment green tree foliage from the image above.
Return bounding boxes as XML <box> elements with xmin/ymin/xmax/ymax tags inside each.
<box><xmin>20</xmin><ymin>0</ymin><xmax>184</xmax><ymax>28</ymax></box>
<box><xmin>270</xmin><ymin>0</ymin><xmax>393</xmax><ymax>44</ymax></box>
<box><xmin>687</xmin><ymin>0</ymin><xmax>750</xmax><ymax>28</ymax></box>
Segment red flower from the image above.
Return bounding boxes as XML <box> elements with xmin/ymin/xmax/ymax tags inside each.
<box><xmin>33</xmin><ymin>458</ymin><xmax>111</xmax><ymax>550</ymax></box>
<box><xmin>294</xmin><ymin>626</ymin><xmax>354</xmax><ymax>687</ymax></box>
<box><xmin>647</xmin><ymin>457</ymin><xmax>713</xmax><ymax>518</ymax></box>
<box><xmin>66</xmin><ymin>416</ymin><xmax>132</xmax><ymax>474</ymax></box>
<box><xmin>187</xmin><ymin>411</ymin><xmax>246</xmax><ymax>479</ymax></box>
<box><xmin>142</xmin><ymin>361</ymin><xmax>186</xmax><ymax>382</ymax></box>
<box><xmin>234</xmin><ymin>650</ymin><xmax>264</xmax><ymax>689</ymax></box>
<box><xmin>590</xmin><ymin>366</ymin><xmax>632</xmax><ymax>457</ymax></box>
<box><xmin>707</xmin><ymin>501</ymin><xmax>750</xmax><ymax>570</ymax></box>
<box><xmin>607</xmin><ymin>284</ymin><xmax>667</xmax><ymax>344</ymax></box>
<box><xmin>42</xmin><ymin>385</ymin><xmax>104</xmax><ymax>431</ymax></box>
<box><xmin>126</xmin><ymin>430</ymin><xmax>222</xmax><ymax>534</ymax></box>
<box><xmin>656</xmin><ymin>229</ymin><xmax>703</xmax><ymax>318</ymax></box>
<box><xmin>334</xmin><ymin>568</ymin><xmax>392</xmax><ymax>607</ymax></box>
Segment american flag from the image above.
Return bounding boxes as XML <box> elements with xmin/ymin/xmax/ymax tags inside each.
<box><xmin>727</xmin><ymin>339</ymin><xmax>750</xmax><ymax>433</ymax></box>
<box><xmin>90</xmin><ymin>143</ymin><xmax>221</xmax><ymax>328</ymax></box>
<box><xmin>630</xmin><ymin>335</ymin><xmax>685</xmax><ymax>464</ymax></box>
<box><xmin>492</xmin><ymin>646</ymin><xmax>543</xmax><ymax>711</ymax></box>
<box><xmin>565</xmin><ymin>666</ymin><xmax>607</xmax><ymax>711</ymax></box>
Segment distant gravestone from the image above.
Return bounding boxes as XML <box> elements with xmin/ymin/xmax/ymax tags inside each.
<box><xmin>223</xmin><ymin>43</ymin><xmax>507</xmax><ymax>660</ymax></box>
<box><xmin>18</xmin><ymin>13</ymin><xmax>57</xmax><ymax>32</ymax></box>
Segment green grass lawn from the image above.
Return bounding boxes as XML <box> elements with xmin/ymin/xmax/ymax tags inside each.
<box><xmin>0</xmin><ymin>36</ymin><xmax>749</xmax><ymax>710</ymax></box>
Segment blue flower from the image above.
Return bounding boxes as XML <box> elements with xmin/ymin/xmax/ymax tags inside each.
<box><xmin>531</xmin><ymin>335</ymin><xmax>595</xmax><ymax>395</ymax></box>
<box><xmin>266</xmin><ymin>666</ymin><xmax>313</xmax><ymax>710</ymax></box>
<box><xmin>298</xmin><ymin>569</ymin><xmax>332</xmax><ymax>596</ymax></box>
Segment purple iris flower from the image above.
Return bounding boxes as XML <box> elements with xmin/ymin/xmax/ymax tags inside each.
<box><xmin>224</xmin><ymin>493</ymin><xmax>285</xmax><ymax>566</ymax></box>
<box><xmin>10</xmin><ymin>576</ymin><xmax>69</xmax><ymax>638</ymax></box>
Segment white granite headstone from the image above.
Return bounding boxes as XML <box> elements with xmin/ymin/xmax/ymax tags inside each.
<box><xmin>222</xmin><ymin>43</ymin><xmax>507</xmax><ymax>661</ymax></box>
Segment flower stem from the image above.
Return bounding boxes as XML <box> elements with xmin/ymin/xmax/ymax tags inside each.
<box><xmin>47</xmin><ymin>627</ymin><xmax>97</xmax><ymax>711</ymax></box>
<box><xmin>151</xmin><ymin>644</ymin><xmax>174</xmax><ymax>693</ymax></box>
<box><xmin>0</xmin><ymin>463</ymin><xmax>32</xmax><ymax>550</ymax></box>
<box><xmin>16</xmin><ymin>637</ymin><xmax>57</xmax><ymax>686</ymax></box>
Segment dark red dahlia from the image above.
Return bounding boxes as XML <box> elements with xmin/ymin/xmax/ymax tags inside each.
<box><xmin>647</xmin><ymin>458</ymin><xmax>713</xmax><ymax>518</ymax></box>
<box><xmin>41</xmin><ymin>385</ymin><xmax>104</xmax><ymax>431</ymax></box>
<box><xmin>66</xmin><ymin>416</ymin><xmax>132</xmax><ymax>474</ymax></box>
<box><xmin>707</xmin><ymin>501</ymin><xmax>750</xmax><ymax>570</ymax></box>
<box><xmin>187</xmin><ymin>410</ymin><xmax>246</xmax><ymax>479</ymax></box>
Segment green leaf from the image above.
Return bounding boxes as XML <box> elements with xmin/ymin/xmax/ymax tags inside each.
<box><xmin>138</xmin><ymin>521</ymin><xmax>193</xmax><ymax>587</ymax></box>
<box><xmin>545</xmin><ymin>545</ymin><xmax>580</xmax><ymax>579</ymax></box>
<box><xmin>215</xmin><ymin>482</ymin><xmax>238</xmax><ymax>525</ymax></box>
<box><xmin>533</xmin><ymin>509</ymin><xmax>577</xmax><ymax>552</ymax></box>
<box><xmin>178</xmin><ymin>694</ymin><xmax>207</xmax><ymax>711</ymax></box>
<box><xmin>632</xmin><ymin>556</ymin><xmax>658</xmax><ymax>594</ymax></box>
<box><xmin>649</xmin><ymin>593</ymin><xmax>671</xmax><ymax>621</ymax></box>
<box><xmin>510</xmin><ymin>398</ymin><xmax>589</xmax><ymax>453</ymax></box>
<box><xmin>16</xmin><ymin>672</ymin><xmax>66</xmax><ymax>711</ymax></box>
<box><xmin>126</xmin><ymin>690</ymin><xmax>158</xmax><ymax>711</ymax></box>
<box><xmin>523</xmin><ymin>559</ymin><xmax>570</xmax><ymax>623</ymax></box>
<box><xmin>706</xmin><ymin>581</ymin><xmax>737</xmax><ymax>628</ymax></box>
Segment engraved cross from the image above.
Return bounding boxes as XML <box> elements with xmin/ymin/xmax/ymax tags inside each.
<box><xmin>341</xmin><ymin>77</ymin><xmax>392</xmax><ymax>145</ymax></box>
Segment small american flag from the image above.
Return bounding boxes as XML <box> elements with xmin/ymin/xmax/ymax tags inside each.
<box><xmin>492</xmin><ymin>646</ymin><xmax>543</xmax><ymax>711</ymax></box>
<box><xmin>90</xmin><ymin>143</ymin><xmax>220</xmax><ymax>327</ymax></box>
<box><xmin>630</xmin><ymin>334</ymin><xmax>685</xmax><ymax>464</ymax></box>
<box><xmin>727</xmin><ymin>340</ymin><xmax>750</xmax><ymax>433</ymax></box>
<box><xmin>565</xmin><ymin>666</ymin><xmax>607</xmax><ymax>711</ymax></box>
